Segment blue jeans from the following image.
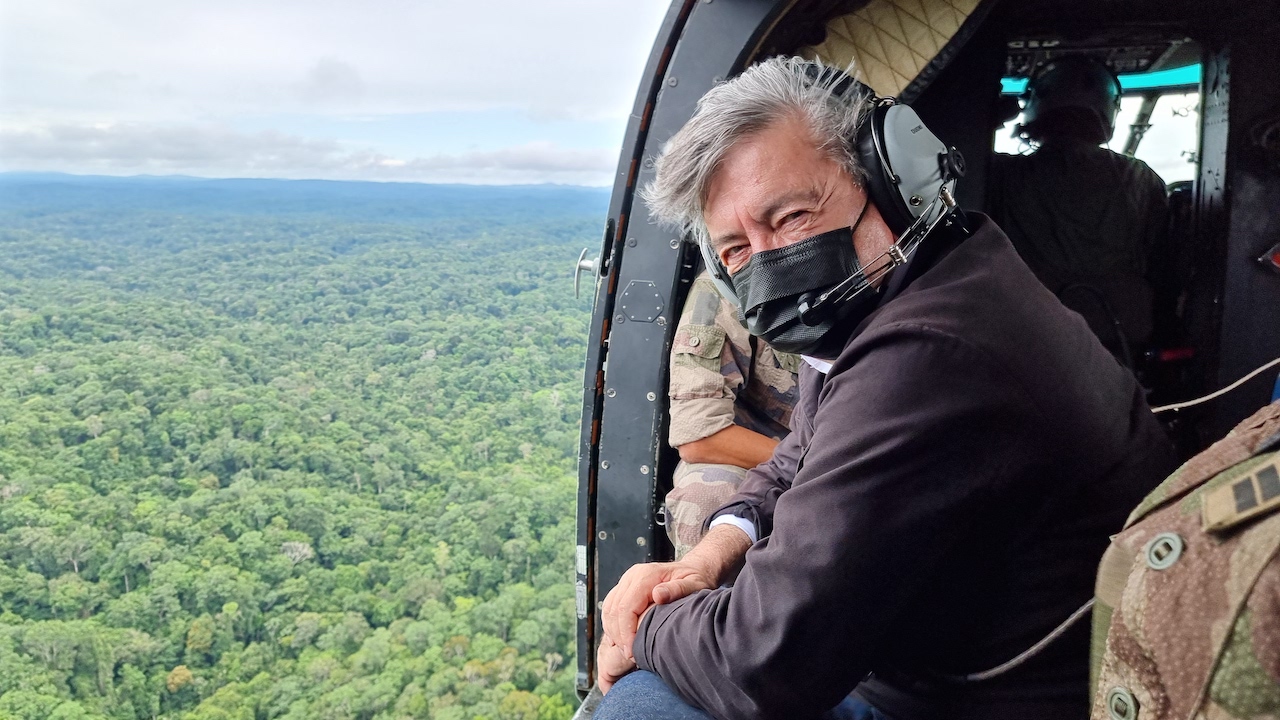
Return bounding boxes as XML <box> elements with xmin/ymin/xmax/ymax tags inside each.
<box><xmin>593</xmin><ymin>670</ymin><xmax>890</xmax><ymax>720</ymax></box>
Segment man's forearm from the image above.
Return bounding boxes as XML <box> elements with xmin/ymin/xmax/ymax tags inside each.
<box><xmin>677</xmin><ymin>425</ymin><xmax>778</xmax><ymax>468</ymax></box>
<box><xmin>679</xmin><ymin>524</ymin><xmax>752</xmax><ymax>588</ymax></box>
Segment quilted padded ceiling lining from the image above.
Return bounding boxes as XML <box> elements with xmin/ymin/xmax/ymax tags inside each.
<box><xmin>801</xmin><ymin>0</ymin><xmax>983</xmax><ymax>97</ymax></box>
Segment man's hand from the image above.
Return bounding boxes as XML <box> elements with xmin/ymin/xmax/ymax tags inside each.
<box><xmin>600</xmin><ymin>524</ymin><xmax>753</xmax><ymax>658</ymax></box>
<box><xmin>601</xmin><ymin>561</ymin><xmax>716</xmax><ymax>659</ymax></box>
<box><xmin>596</xmin><ymin>632</ymin><xmax>637</xmax><ymax>694</ymax></box>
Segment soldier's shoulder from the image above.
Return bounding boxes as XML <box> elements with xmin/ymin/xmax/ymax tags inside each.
<box><xmin>1126</xmin><ymin>402</ymin><xmax>1280</xmax><ymax>525</ymax></box>
<box><xmin>688</xmin><ymin>272</ymin><xmax>721</xmax><ymax>297</ymax></box>
<box><xmin>1090</xmin><ymin>402</ymin><xmax>1280</xmax><ymax>720</ymax></box>
<box><xmin>678</xmin><ymin>274</ymin><xmax>730</xmax><ymax>329</ymax></box>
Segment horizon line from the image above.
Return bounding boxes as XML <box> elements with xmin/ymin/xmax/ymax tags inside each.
<box><xmin>0</xmin><ymin>169</ymin><xmax>613</xmax><ymax>191</ymax></box>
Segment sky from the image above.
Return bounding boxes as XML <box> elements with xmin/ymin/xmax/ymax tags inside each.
<box><xmin>0</xmin><ymin>0</ymin><xmax>671</xmax><ymax>185</ymax></box>
<box><xmin>0</xmin><ymin>1</ymin><xmax>1200</xmax><ymax>187</ymax></box>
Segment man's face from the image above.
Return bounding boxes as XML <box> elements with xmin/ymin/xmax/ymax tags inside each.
<box><xmin>703</xmin><ymin>114</ymin><xmax>893</xmax><ymax>276</ymax></box>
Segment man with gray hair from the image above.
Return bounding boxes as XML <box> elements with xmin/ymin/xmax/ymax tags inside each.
<box><xmin>592</xmin><ymin>56</ymin><xmax>1174</xmax><ymax>720</ymax></box>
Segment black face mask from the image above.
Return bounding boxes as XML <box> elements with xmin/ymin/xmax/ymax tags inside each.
<box><xmin>727</xmin><ymin>205</ymin><xmax>876</xmax><ymax>355</ymax></box>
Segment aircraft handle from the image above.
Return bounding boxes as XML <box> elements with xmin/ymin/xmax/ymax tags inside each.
<box><xmin>574</xmin><ymin>248</ymin><xmax>599</xmax><ymax>299</ymax></box>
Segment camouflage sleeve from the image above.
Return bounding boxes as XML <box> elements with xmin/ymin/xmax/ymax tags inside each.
<box><xmin>667</xmin><ymin>276</ymin><xmax>743</xmax><ymax>448</ymax></box>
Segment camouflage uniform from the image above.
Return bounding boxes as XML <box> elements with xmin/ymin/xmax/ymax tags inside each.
<box><xmin>1090</xmin><ymin>400</ymin><xmax>1280</xmax><ymax>720</ymax></box>
<box><xmin>665</xmin><ymin>272</ymin><xmax>800</xmax><ymax>558</ymax></box>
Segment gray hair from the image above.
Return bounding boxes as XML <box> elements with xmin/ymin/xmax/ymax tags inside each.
<box><xmin>641</xmin><ymin>56</ymin><xmax>870</xmax><ymax>246</ymax></box>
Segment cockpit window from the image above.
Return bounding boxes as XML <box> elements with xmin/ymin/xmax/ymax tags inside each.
<box><xmin>994</xmin><ymin>64</ymin><xmax>1202</xmax><ymax>184</ymax></box>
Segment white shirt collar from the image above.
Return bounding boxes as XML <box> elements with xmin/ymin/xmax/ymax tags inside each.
<box><xmin>802</xmin><ymin>355</ymin><xmax>833</xmax><ymax>374</ymax></box>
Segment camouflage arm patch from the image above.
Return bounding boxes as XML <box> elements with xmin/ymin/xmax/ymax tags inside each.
<box><xmin>669</xmin><ymin>324</ymin><xmax>731</xmax><ymax>399</ymax></box>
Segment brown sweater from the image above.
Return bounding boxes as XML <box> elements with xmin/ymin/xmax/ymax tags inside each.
<box><xmin>633</xmin><ymin>214</ymin><xmax>1175</xmax><ymax>720</ymax></box>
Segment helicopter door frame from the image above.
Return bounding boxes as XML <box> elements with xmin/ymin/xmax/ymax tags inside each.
<box><xmin>573</xmin><ymin>0</ymin><xmax>802</xmax><ymax>696</ymax></box>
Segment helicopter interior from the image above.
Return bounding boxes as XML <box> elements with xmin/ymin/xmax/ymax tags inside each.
<box><xmin>575</xmin><ymin>0</ymin><xmax>1280</xmax><ymax>697</ymax></box>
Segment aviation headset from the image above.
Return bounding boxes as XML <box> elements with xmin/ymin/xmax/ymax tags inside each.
<box><xmin>698</xmin><ymin>63</ymin><xmax>967</xmax><ymax>327</ymax></box>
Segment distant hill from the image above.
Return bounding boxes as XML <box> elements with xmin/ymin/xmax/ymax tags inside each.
<box><xmin>0</xmin><ymin>173</ymin><xmax>611</xmax><ymax>227</ymax></box>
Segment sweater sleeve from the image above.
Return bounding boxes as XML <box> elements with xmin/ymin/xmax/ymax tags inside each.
<box><xmin>633</xmin><ymin>324</ymin><xmax>1036</xmax><ymax>720</ymax></box>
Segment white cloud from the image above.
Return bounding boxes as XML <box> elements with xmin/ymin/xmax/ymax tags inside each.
<box><xmin>300</xmin><ymin>58</ymin><xmax>367</xmax><ymax>106</ymax></box>
<box><xmin>0</xmin><ymin>122</ymin><xmax>617</xmax><ymax>185</ymax></box>
<box><xmin>0</xmin><ymin>0</ymin><xmax>669</xmax><ymax>123</ymax></box>
<box><xmin>0</xmin><ymin>0</ymin><xmax>666</xmax><ymax>182</ymax></box>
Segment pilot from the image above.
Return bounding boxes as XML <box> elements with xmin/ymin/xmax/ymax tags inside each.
<box><xmin>986</xmin><ymin>56</ymin><xmax>1170</xmax><ymax>364</ymax></box>
<box><xmin>665</xmin><ymin>271</ymin><xmax>800</xmax><ymax>559</ymax></box>
<box><xmin>592</xmin><ymin>56</ymin><xmax>1176</xmax><ymax>720</ymax></box>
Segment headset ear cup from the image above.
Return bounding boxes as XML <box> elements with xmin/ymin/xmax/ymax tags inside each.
<box><xmin>854</xmin><ymin>104</ymin><xmax>914</xmax><ymax>236</ymax></box>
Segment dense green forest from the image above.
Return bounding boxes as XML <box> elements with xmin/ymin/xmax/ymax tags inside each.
<box><xmin>0</xmin><ymin>175</ymin><xmax>607</xmax><ymax>720</ymax></box>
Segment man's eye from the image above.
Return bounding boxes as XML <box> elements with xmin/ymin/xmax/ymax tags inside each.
<box><xmin>782</xmin><ymin>210</ymin><xmax>807</xmax><ymax>224</ymax></box>
<box><xmin>721</xmin><ymin>245</ymin><xmax>749</xmax><ymax>269</ymax></box>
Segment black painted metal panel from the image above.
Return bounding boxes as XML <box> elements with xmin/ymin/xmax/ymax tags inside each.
<box><xmin>911</xmin><ymin>9</ymin><xmax>1006</xmax><ymax>213</ymax></box>
<box><xmin>1211</xmin><ymin>4</ymin><xmax>1280</xmax><ymax>435</ymax></box>
<box><xmin>1184</xmin><ymin>43</ymin><xmax>1231</xmax><ymax>444</ymax></box>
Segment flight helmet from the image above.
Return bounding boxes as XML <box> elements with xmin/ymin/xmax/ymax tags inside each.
<box><xmin>1021</xmin><ymin>55</ymin><xmax>1123</xmax><ymax>145</ymax></box>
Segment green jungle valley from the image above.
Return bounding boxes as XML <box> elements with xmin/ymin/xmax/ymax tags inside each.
<box><xmin>0</xmin><ymin>175</ymin><xmax>608</xmax><ymax>720</ymax></box>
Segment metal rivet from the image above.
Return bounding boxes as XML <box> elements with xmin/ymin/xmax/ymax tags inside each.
<box><xmin>712</xmin><ymin>75</ymin><xmax>723</xmax><ymax>83</ymax></box>
<box><xmin>627</xmin><ymin>237</ymin><xmax>637</xmax><ymax>247</ymax></box>
<box><xmin>606</xmin><ymin>388</ymin><xmax>616</xmax><ymax>398</ymax></box>
<box><xmin>646</xmin><ymin>392</ymin><xmax>656</xmax><ymax>401</ymax></box>
<box><xmin>1106</xmin><ymin>687</ymin><xmax>1137</xmax><ymax>720</ymax></box>
<box><xmin>656</xmin><ymin>316</ymin><xmax>666</xmax><ymax>326</ymax></box>
<box><xmin>636</xmin><ymin>537</ymin><xmax>647</xmax><ymax>546</ymax></box>
<box><xmin>601</xmin><ymin>460</ymin><xmax>610</xmax><ymax>470</ymax></box>
<box><xmin>643</xmin><ymin>157</ymin><xmax>655</xmax><ymax>169</ymax></box>
<box><xmin>615</xmin><ymin>314</ymin><xmax>625</xmax><ymax>323</ymax></box>
<box><xmin>667</xmin><ymin>77</ymin><xmax>678</xmax><ymax>87</ymax></box>
<box><xmin>1144</xmin><ymin>532</ymin><xmax>1184</xmax><ymax>570</ymax></box>
<box><xmin>640</xmin><ymin>465</ymin><xmax>650</xmax><ymax>475</ymax></box>
<box><xmin>597</xmin><ymin>530</ymin><xmax>608</xmax><ymax>540</ymax></box>
<box><xmin>909</xmin><ymin>195</ymin><xmax>923</xmax><ymax>206</ymax></box>
<box><xmin>669</xmin><ymin>238</ymin><xmax>680</xmax><ymax>249</ymax></box>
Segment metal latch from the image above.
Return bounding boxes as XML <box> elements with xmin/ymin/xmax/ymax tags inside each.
<box><xmin>574</xmin><ymin>249</ymin><xmax>599</xmax><ymax>298</ymax></box>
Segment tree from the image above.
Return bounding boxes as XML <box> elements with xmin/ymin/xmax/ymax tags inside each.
<box><xmin>186</xmin><ymin>615</ymin><xmax>215</xmax><ymax>656</ymax></box>
<box><xmin>166</xmin><ymin>665</ymin><xmax>194</xmax><ymax>693</ymax></box>
<box><xmin>280</xmin><ymin>541</ymin><xmax>314</xmax><ymax>565</ymax></box>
